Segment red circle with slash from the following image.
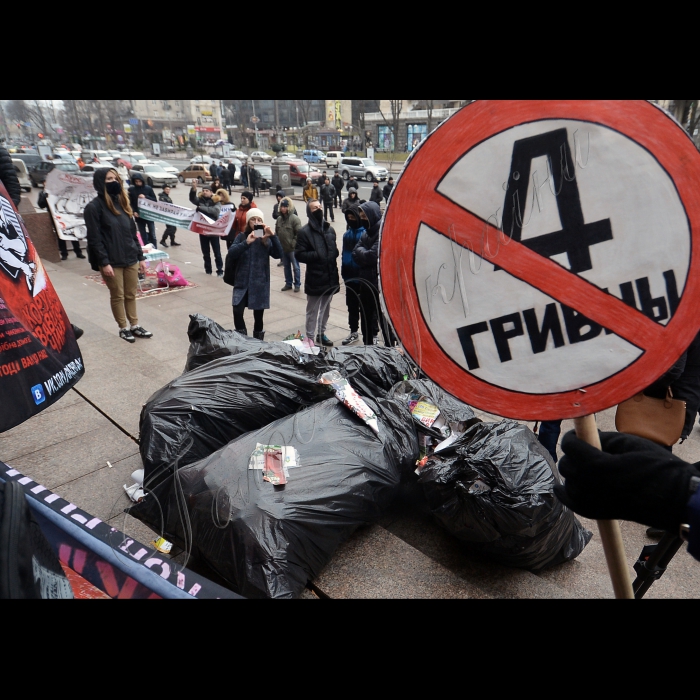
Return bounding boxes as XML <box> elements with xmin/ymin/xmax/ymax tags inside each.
<box><xmin>380</xmin><ymin>100</ymin><xmax>700</xmax><ymax>419</ymax></box>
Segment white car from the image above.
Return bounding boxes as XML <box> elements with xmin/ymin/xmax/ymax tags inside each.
<box><xmin>153</xmin><ymin>160</ymin><xmax>179</xmax><ymax>176</ymax></box>
<box><xmin>190</xmin><ymin>154</ymin><xmax>213</xmax><ymax>164</ymax></box>
<box><xmin>11</xmin><ymin>159</ymin><xmax>32</xmax><ymax>192</ymax></box>
<box><xmin>250</xmin><ymin>151</ymin><xmax>272</xmax><ymax>162</ymax></box>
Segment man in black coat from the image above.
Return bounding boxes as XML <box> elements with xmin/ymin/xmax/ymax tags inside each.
<box><xmin>383</xmin><ymin>177</ymin><xmax>394</xmax><ymax>203</ymax></box>
<box><xmin>128</xmin><ymin>174</ymin><xmax>158</xmax><ymax>248</ymax></box>
<box><xmin>189</xmin><ymin>182</ymin><xmax>223</xmax><ymax>275</ymax></box>
<box><xmin>346</xmin><ymin>175</ymin><xmax>360</xmax><ymax>193</ymax></box>
<box><xmin>227</xmin><ymin>160</ymin><xmax>237</xmax><ymax>187</ymax></box>
<box><xmin>369</xmin><ymin>180</ymin><xmax>383</xmax><ymax>207</ymax></box>
<box><xmin>320</xmin><ymin>177</ymin><xmax>336</xmax><ymax>223</ymax></box>
<box><xmin>220</xmin><ymin>163</ymin><xmax>232</xmax><ymax>194</ymax></box>
<box><xmin>249</xmin><ymin>164</ymin><xmax>261</xmax><ymax>197</ymax></box>
<box><xmin>331</xmin><ymin>172</ymin><xmax>344</xmax><ymax>208</ymax></box>
<box><xmin>209</xmin><ymin>160</ymin><xmax>219</xmax><ymax>180</ymax></box>
<box><xmin>295</xmin><ymin>199</ymin><xmax>339</xmax><ymax>347</ymax></box>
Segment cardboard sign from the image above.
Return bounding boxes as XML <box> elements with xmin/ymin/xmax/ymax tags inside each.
<box><xmin>44</xmin><ymin>169</ymin><xmax>98</xmax><ymax>241</ymax></box>
<box><xmin>0</xmin><ymin>181</ymin><xmax>83</xmax><ymax>431</ymax></box>
<box><xmin>380</xmin><ymin>100</ymin><xmax>700</xmax><ymax>420</ymax></box>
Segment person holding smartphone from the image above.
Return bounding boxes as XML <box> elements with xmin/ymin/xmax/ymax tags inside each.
<box><xmin>225</xmin><ymin>208</ymin><xmax>283</xmax><ymax>340</ymax></box>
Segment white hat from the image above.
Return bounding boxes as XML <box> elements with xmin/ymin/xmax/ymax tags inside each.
<box><xmin>246</xmin><ymin>208</ymin><xmax>265</xmax><ymax>224</ymax></box>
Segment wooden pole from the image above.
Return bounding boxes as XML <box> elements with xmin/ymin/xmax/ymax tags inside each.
<box><xmin>573</xmin><ymin>414</ymin><xmax>635</xmax><ymax>599</ymax></box>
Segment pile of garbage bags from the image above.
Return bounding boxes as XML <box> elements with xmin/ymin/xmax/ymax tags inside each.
<box><xmin>131</xmin><ymin>315</ymin><xmax>591</xmax><ymax>597</ymax></box>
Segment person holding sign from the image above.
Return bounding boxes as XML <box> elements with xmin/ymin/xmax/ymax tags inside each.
<box><xmin>189</xmin><ymin>182</ymin><xmax>223</xmax><ymax>276</ymax></box>
<box><xmin>84</xmin><ymin>168</ymin><xmax>152</xmax><ymax>343</ymax></box>
<box><xmin>225</xmin><ymin>208</ymin><xmax>283</xmax><ymax>340</ymax></box>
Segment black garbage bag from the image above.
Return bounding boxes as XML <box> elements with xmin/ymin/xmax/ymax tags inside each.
<box><xmin>129</xmin><ymin>397</ymin><xmax>419</xmax><ymax>599</ymax></box>
<box><xmin>417</xmin><ymin>420</ymin><xmax>592</xmax><ymax>571</ymax></box>
<box><xmin>185</xmin><ymin>314</ymin><xmax>310</xmax><ymax>372</ymax></box>
<box><xmin>388</xmin><ymin>379</ymin><xmax>481</xmax><ymax>443</ymax></box>
<box><xmin>139</xmin><ymin>351</ymin><xmax>329</xmax><ymax>483</ymax></box>
<box><xmin>314</xmin><ymin>346</ymin><xmax>416</xmax><ymax>399</ymax></box>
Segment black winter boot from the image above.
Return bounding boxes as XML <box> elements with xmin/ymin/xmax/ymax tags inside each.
<box><xmin>253</xmin><ymin>330</ymin><xmax>265</xmax><ymax>341</ymax></box>
<box><xmin>235</xmin><ymin>328</ymin><xmax>248</xmax><ymax>336</ymax></box>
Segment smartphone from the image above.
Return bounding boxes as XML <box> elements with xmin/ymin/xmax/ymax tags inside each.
<box><xmin>254</xmin><ymin>225</ymin><xmax>264</xmax><ymax>238</ymax></box>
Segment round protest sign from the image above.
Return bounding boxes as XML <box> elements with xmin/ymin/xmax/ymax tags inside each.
<box><xmin>380</xmin><ymin>100</ymin><xmax>700</xmax><ymax>420</ymax></box>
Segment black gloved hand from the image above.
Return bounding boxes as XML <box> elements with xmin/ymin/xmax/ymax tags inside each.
<box><xmin>554</xmin><ymin>430</ymin><xmax>700</xmax><ymax>531</ymax></box>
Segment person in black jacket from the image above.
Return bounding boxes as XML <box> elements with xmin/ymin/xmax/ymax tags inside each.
<box><xmin>158</xmin><ymin>185</ymin><xmax>180</xmax><ymax>247</ymax></box>
<box><xmin>352</xmin><ymin>201</ymin><xmax>395</xmax><ymax>346</ymax></box>
<box><xmin>84</xmin><ymin>168</ymin><xmax>152</xmax><ymax>343</ymax></box>
<box><xmin>295</xmin><ymin>199</ymin><xmax>340</xmax><ymax>347</ymax></box>
<box><xmin>189</xmin><ymin>182</ymin><xmax>223</xmax><ymax>276</ymax></box>
<box><xmin>320</xmin><ymin>177</ymin><xmax>336</xmax><ymax>222</ymax></box>
<box><xmin>382</xmin><ymin>177</ymin><xmax>394</xmax><ymax>203</ymax></box>
<box><xmin>209</xmin><ymin>161</ymin><xmax>219</xmax><ymax>180</ymax></box>
<box><xmin>227</xmin><ymin>160</ymin><xmax>237</xmax><ymax>188</ymax></box>
<box><xmin>249</xmin><ymin>165</ymin><xmax>261</xmax><ymax>197</ymax></box>
<box><xmin>128</xmin><ymin>174</ymin><xmax>158</xmax><ymax>248</ymax></box>
<box><xmin>369</xmin><ymin>180</ymin><xmax>383</xmax><ymax>207</ymax></box>
<box><xmin>0</xmin><ymin>146</ymin><xmax>21</xmax><ymax>207</ymax></box>
<box><xmin>331</xmin><ymin>173</ymin><xmax>344</xmax><ymax>208</ymax></box>
<box><xmin>341</xmin><ymin>187</ymin><xmax>363</xmax><ymax>213</ymax></box>
<box><xmin>346</xmin><ymin>175</ymin><xmax>360</xmax><ymax>193</ymax></box>
<box><xmin>220</xmin><ymin>164</ymin><xmax>232</xmax><ymax>194</ymax></box>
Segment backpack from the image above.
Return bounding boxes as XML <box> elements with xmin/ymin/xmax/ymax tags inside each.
<box><xmin>0</xmin><ymin>480</ymin><xmax>73</xmax><ymax>599</ymax></box>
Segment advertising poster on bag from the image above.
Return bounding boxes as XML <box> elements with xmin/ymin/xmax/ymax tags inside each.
<box><xmin>0</xmin><ymin>181</ymin><xmax>84</xmax><ymax>432</ymax></box>
<box><xmin>44</xmin><ymin>169</ymin><xmax>98</xmax><ymax>242</ymax></box>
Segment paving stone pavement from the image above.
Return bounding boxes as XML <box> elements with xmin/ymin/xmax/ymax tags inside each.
<box><xmin>3</xmin><ymin>187</ymin><xmax>700</xmax><ymax>599</ymax></box>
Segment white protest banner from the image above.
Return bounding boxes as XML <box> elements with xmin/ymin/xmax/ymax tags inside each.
<box><xmin>44</xmin><ymin>169</ymin><xmax>98</xmax><ymax>241</ymax></box>
<box><xmin>137</xmin><ymin>199</ymin><xmax>195</xmax><ymax>228</ymax></box>
<box><xmin>188</xmin><ymin>209</ymin><xmax>234</xmax><ymax>237</ymax></box>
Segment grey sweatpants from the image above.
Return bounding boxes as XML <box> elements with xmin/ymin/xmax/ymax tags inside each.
<box><xmin>305</xmin><ymin>294</ymin><xmax>332</xmax><ymax>339</ymax></box>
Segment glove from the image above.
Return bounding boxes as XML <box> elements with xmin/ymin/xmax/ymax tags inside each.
<box><xmin>554</xmin><ymin>430</ymin><xmax>700</xmax><ymax>531</ymax></box>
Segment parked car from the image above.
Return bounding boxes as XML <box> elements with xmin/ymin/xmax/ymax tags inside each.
<box><xmin>153</xmin><ymin>160</ymin><xmax>179</xmax><ymax>176</ymax></box>
<box><xmin>229</xmin><ymin>150</ymin><xmax>247</xmax><ymax>160</ymax></box>
<box><xmin>302</xmin><ymin>149</ymin><xmax>326</xmax><ymax>164</ymax></box>
<box><xmin>271</xmin><ymin>152</ymin><xmax>296</xmax><ymax>163</ymax></box>
<box><xmin>254</xmin><ymin>164</ymin><xmax>273</xmax><ymax>190</ymax></box>
<box><xmin>82</xmin><ymin>150</ymin><xmax>112</xmax><ymax>163</ymax></box>
<box><xmin>29</xmin><ymin>160</ymin><xmax>81</xmax><ymax>187</ymax></box>
<box><xmin>130</xmin><ymin>163</ymin><xmax>178</xmax><ymax>188</ymax></box>
<box><xmin>325</xmin><ymin>151</ymin><xmax>343</xmax><ymax>168</ymax></box>
<box><xmin>339</xmin><ymin>156</ymin><xmax>388</xmax><ymax>182</ymax></box>
<box><xmin>52</xmin><ymin>152</ymin><xmax>78</xmax><ymax>164</ymax></box>
<box><xmin>11</xmin><ymin>152</ymin><xmax>43</xmax><ymax>171</ymax></box>
<box><xmin>178</xmin><ymin>163</ymin><xmax>211</xmax><ymax>183</ymax></box>
<box><xmin>11</xmin><ymin>159</ymin><xmax>32</xmax><ymax>192</ymax></box>
<box><xmin>190</xmin><ymin>154</ymin><xmax>213</xmax><ymax>165</ymax></box>
<box><xmin>78</xmin><ymin>163</ymin><xmax>114</xmax><ymax>176</ymax></box>
<box><xmin>287</xmin><ymin>160</ymin><xmax>321</xmax><ymax>186</ymax></box>
<box><xmin>250</xmin><ymin>151</ymin><xmax>272</xmax><ymax>163</ymax></box>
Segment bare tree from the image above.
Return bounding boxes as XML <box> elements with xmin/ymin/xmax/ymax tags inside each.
<box><xmin>378</xmin><ymin>100</ymin><xmax>403</xmax><ymax>152</ymax></box>
<box><xmin>669</xmin><ymin>100</ymin><xmax>700</xmax><ymax>141</ymax></box>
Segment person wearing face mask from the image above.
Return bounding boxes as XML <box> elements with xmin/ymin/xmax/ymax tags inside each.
<box><xmin>84</xmin><ymin>168</ymin><xmax>152</xmax><ymax>343</ymax></box>
<box><xmin>295</xmin><ymin>199</ymin><xmax>340</xmax><ymax>347</ymax></box>
<box><xmin>190</xmin><ymin>182</ymin><xmax>223</xmax><ymax>276</ymax></box>
<box><xmin>225</xmin><ymin>208</ymin><xmax>283</xmax><ymax>339</ymax></box>
<box><xmin>340</xmin><ymin>206</ymin><xmax>368</xmax><ymax>346</ymax></box>
<box><xmin>128</xmin><ymin>174</ymin><xmax>158</xmax><ymax>249</ymax></box>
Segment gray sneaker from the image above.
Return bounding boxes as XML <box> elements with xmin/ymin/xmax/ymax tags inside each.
<box><xmin>342</xmin><ymin>332</ymin><xmax>359</xmax><ymax>346</ymax></box>
<box><xmin>119</xmin><ymin>328</ymin><xmax>135</xmax><ymax>343</ymax></box>
<box><xmin>130</xmin><ymin>326</ymin><xmax>153</xmax><ymax>338</ymax></box>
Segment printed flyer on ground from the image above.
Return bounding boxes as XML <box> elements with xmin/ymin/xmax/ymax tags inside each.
<box><xmin>0</xmin><ymin>181</ymin><xmax>83</xmax><ymax>432</ymax></box>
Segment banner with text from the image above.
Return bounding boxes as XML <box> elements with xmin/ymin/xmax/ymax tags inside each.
<box><xmin>0</xmin><ymin>181</ymin><xmax>84</xmax><ymax>432</ymax></box>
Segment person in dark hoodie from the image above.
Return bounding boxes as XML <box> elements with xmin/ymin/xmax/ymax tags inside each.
<box><xmin>340</xmin><ymin>206</ymin><xmax>367</xmax><ymax>346</ymax></box>
<box><xmin>331</xmin><ymin>172</ymin><xmax>344</xmax><ymax>208</ymax></box>
<box><xmin>158</xmin><ymin>185</ymin><xmax>180</xmax><ymax>247</ymax></box>
<box><xmin>190</xmin><ymin>182</ymin><xmax>223</xmax><ymax>275</ymax></box>
<box><xmin>320</xmin><ymin>177</ymin><xmax>336</xmax><ymax>223</ymax></box>
<box><xmin>84</xmin><ymin>168</ymin><xmax>152</xmax><ymax>343</ymax></box>
<box><xmin>341</xmin><ymin>187</ymin><xmax>363</xmax><ymax>213</ymax></box>
<box><xmin>0</xmin><ymin>146</ymin><xmax>21</xmax><ymax>207</ymax></box>
<box><xmin>352</xmin><ymin>201</ymin><xmax>395</xmax><ymax>346</ymax></box>
<box><xmin>128</xmin><ymin>173</ymin><xmax>158</xmax><ymax>248</ymax></box>
<box><xmin>295</xmin><ymin>199</ymin><xmax>340</xmax><ymax>347</ymax></box>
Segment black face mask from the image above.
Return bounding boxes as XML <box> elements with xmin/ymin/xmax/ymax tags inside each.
<box><xmin>106</xmin><ymin>181</ymin><xmax>122</xmax><ymax>195</ymax></box>
<box><xmin>347</xmin><ymin>217</ymin><xmax>360</xmax><ymax>230</ymax></box>
<box><xmin>311</xmin><ymin>209</ymin><xmax>324</xmax><ymax>223</ymax></box>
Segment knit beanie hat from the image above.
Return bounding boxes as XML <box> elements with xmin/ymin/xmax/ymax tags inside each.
<box><xmin>241</xmin><ymin>190</ymin><xmax>254</xmax><ymax>202</ymax></box>
<box><xmin>246</xmin><ymin>208</ymin><xmax>265</xmax><ymax>225</ymax></box>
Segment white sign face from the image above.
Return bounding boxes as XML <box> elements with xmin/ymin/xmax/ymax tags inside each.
<box><xmin>44</xmin><ymin>169</ymin><xmax>98</xmax><ymax>241</ymax></box>
<box><xmin>414</xmin><ymin>119</ymin><xmax>691</xmax><ymax>394</ymax></box>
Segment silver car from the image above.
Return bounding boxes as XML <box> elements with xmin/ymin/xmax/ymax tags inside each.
<box><xmin>339</xmin><ymin>157</ymin><xmax>388</xmax><ymax>182</ymax></box>
<box><xmin>130</xmin><ymin>164</ymin><xmax>178</xmax><ymax>188</ymax></box>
